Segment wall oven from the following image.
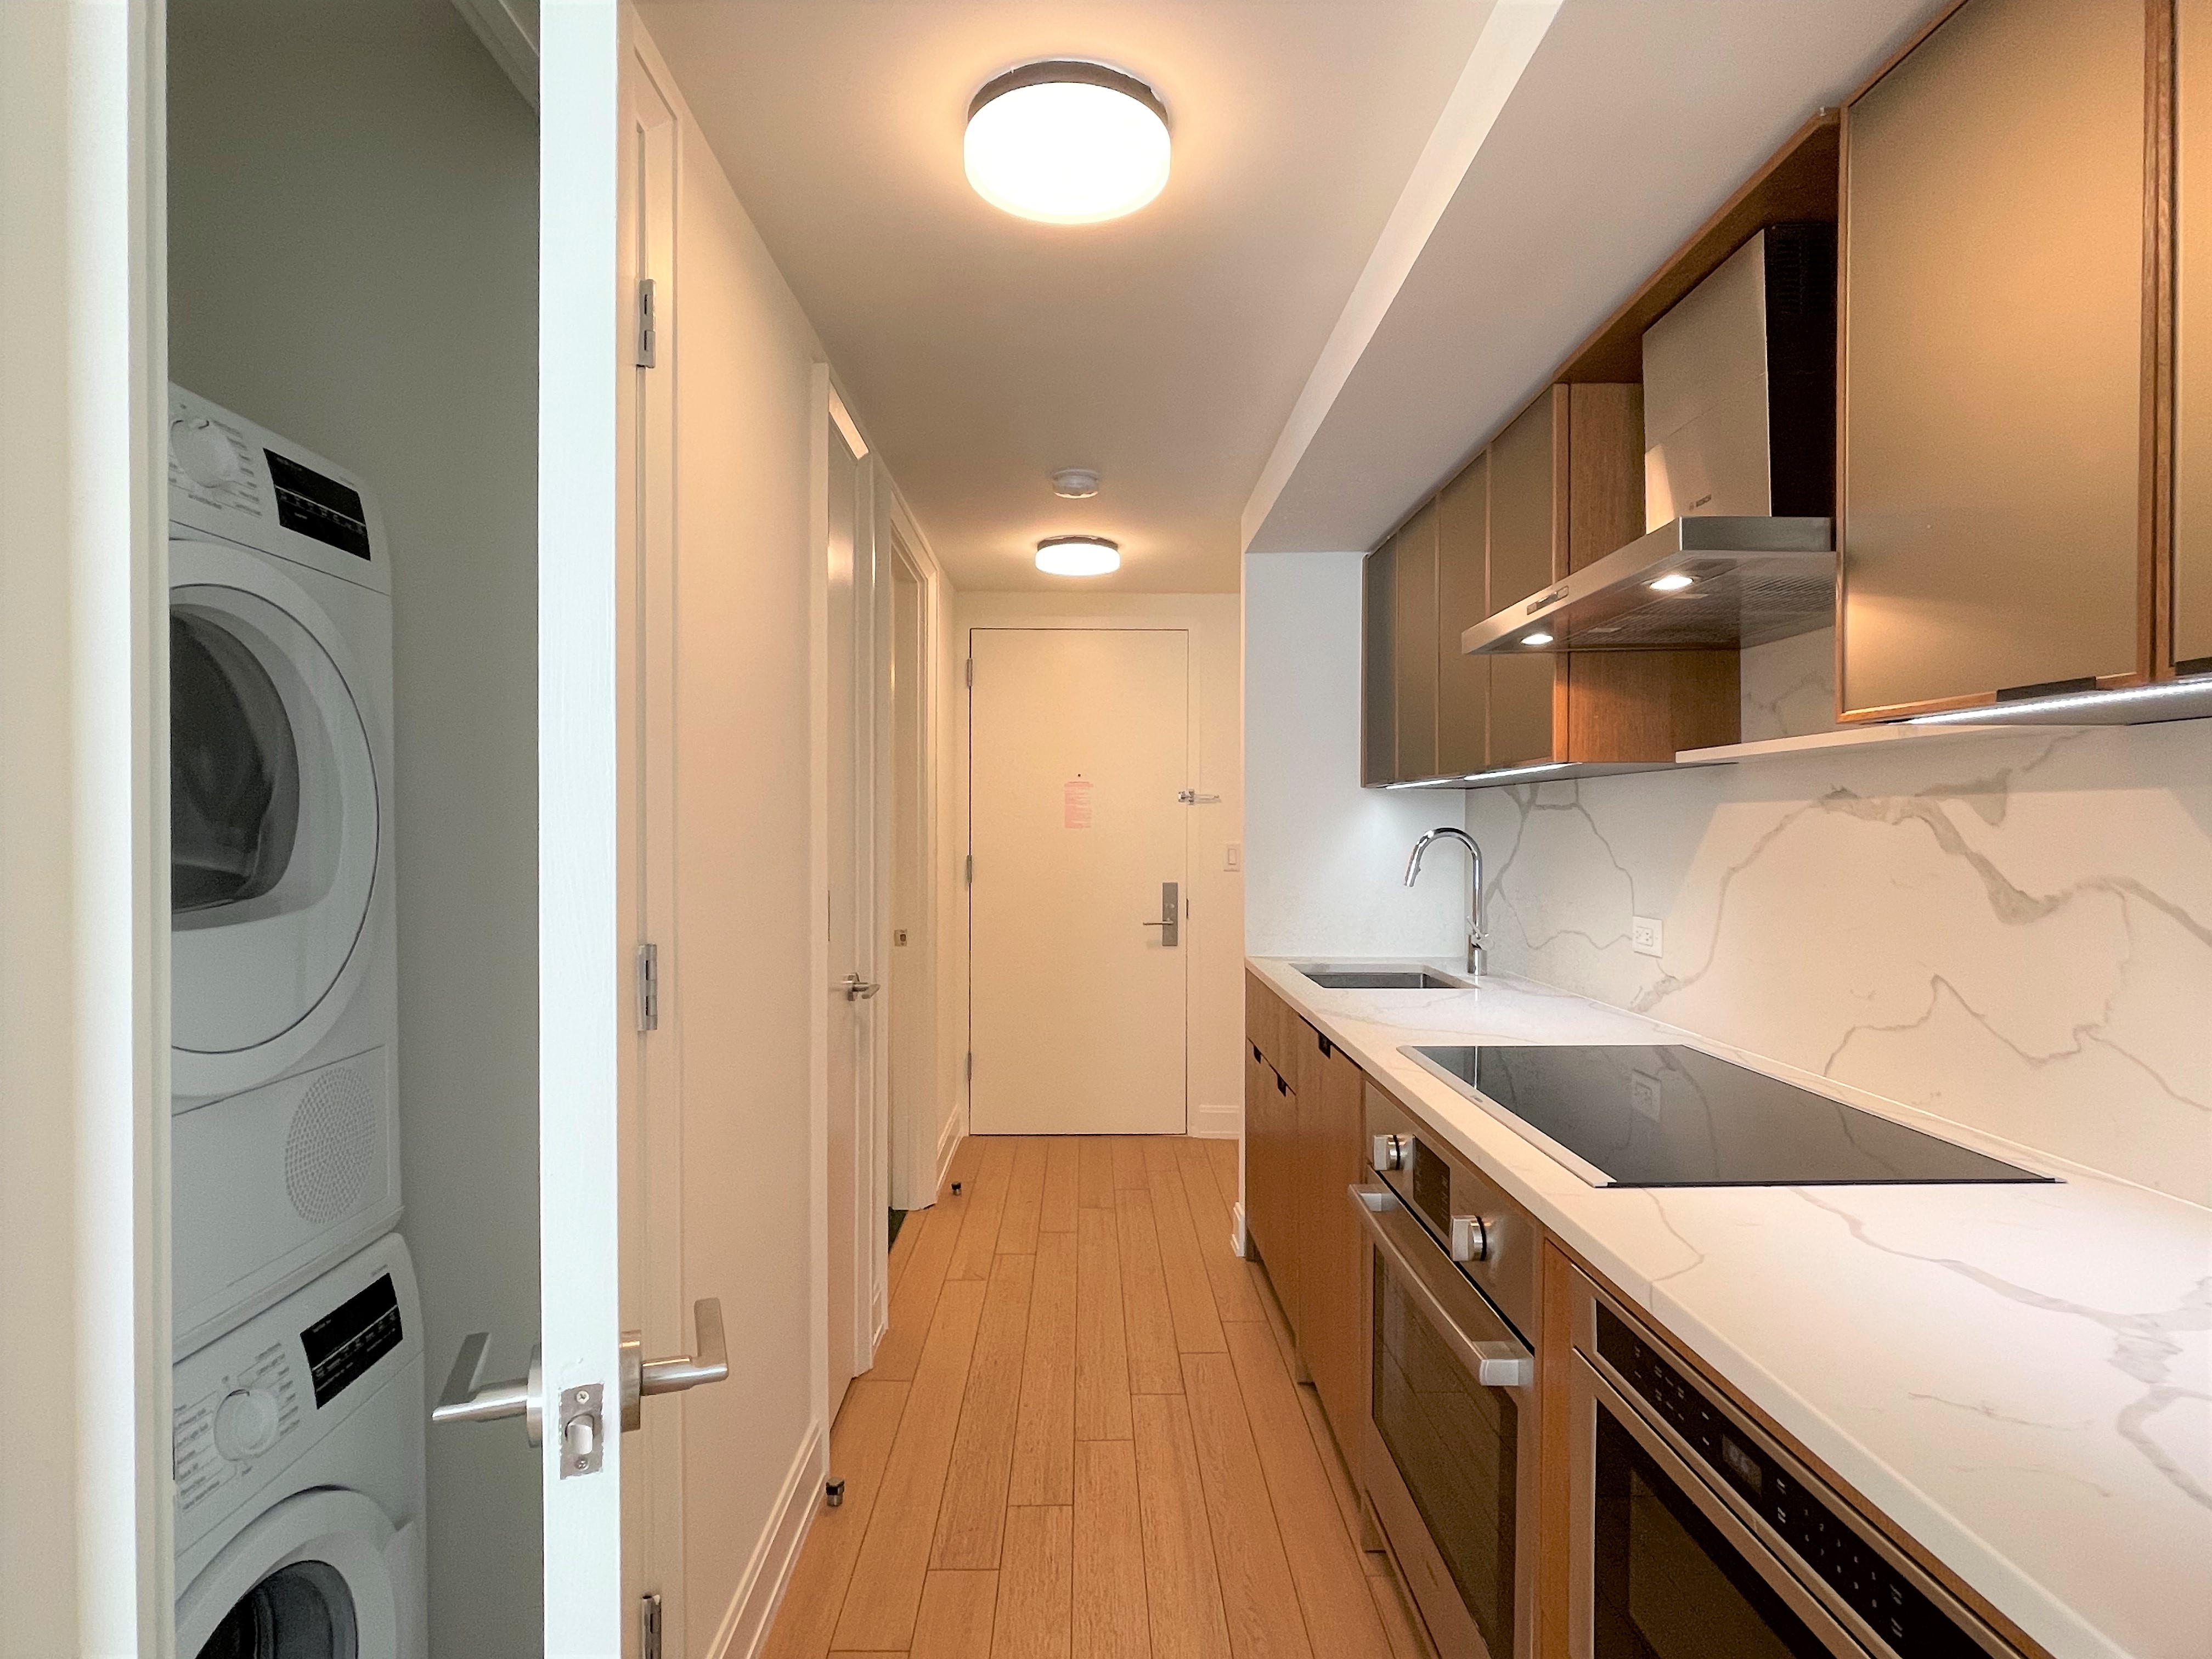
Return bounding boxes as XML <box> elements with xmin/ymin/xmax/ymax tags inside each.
<box><xmin>1565</xmin><ymin>1267</ymin><xmax>2016</xmax><ymax>1658</ymax></box>
<box><xmin>1354</xmin><ymin>1084</ymin><xmax>1541</xmax><ymax>1659</ymax></box>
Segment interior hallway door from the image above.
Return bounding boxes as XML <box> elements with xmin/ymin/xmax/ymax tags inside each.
<box><xmin>969</xmin><ymin>628</ymin><xmax>1189</xmax><ymax>1134</ymax></box>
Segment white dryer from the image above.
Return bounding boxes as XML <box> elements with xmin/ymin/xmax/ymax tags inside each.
<box><xmin>175</xmin><ymin>1233</ymin><xmax>427</xmax><ymax>1659</ymax></box>
<box><xmin>169</xmin><ymin>386</ymin><xmax>400</xmax><ymax>1355</ymax></box>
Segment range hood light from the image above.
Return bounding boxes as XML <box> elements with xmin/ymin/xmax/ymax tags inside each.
<box><xmin>1648</xmin><ymin>572</ymin><xmax>1694</xmax><ymax>592</ymax></box>
<box><xmin>1521</xmin><ymin>631</ymin><xmax>1554</xmax><ymax>647</ymax></box>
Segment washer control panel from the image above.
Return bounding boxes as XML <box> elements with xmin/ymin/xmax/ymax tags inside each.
<box><xmin>172</xmin><ymin>1234</ymin><xmax>418</xmax><ymax>1555</ymax></box>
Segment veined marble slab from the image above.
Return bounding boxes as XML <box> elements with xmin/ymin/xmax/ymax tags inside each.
<box><xmin>1248</xmin><ymin>957</ymin><xmax>2212</xmax><ymax>1659</ymax></box>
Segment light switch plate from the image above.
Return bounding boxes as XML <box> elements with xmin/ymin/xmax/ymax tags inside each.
<box><xmin>1631</xmin><ymin>916</ymin><xmax>1663</xmax><ymax>957</ymax></box>
<box><xmin>1224</xmin><ymin>843</ymin><xmax>1242</xmax><ymax>872</ymax></box>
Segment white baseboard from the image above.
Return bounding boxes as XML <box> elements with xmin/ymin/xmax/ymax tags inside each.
<box><xmin>704</xmin><ymin>1418</ymin><xmax>827</xmax><ymax>1659</ymax></box>
<box><xmin>1189</xmin><ymin>1101</ymin><xmax>1240</xmax><ymax>1139</ymax></box>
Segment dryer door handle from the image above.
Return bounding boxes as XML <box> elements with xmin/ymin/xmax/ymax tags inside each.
<box><xmin>432</xmin><ymin>1333</ymin><xmax>545</xmax><ymax>1446</ymax></box>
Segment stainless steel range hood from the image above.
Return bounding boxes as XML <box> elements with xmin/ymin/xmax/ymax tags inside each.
<box><xmin>1459</xmin><ymin>515</ymin><xmax>1834</xmax><ymax>655</ymax></box>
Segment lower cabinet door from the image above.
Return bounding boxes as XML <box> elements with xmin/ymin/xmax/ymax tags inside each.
<box><xmin>1301</xmin><ymin>1039</ymin><xmax>1369</xmax><ymax>1451</ymax></box>
<box><xmin>1244</xmin><ymin>1039</ymin><xmax>1300</xmax><ymax>1334</ymax></box>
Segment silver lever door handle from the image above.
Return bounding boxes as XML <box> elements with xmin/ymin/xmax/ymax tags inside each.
<box><xmin>619</xmin><ymin>1296</ymin><xmax>731</xmax><ymax>1430</ymax></box>
<box><xmin>1140</xmin><ymin>881</ymin><xmax>1180</xmax><ymax>947</ymax></box>
<box><xmin>432</xmin><ymin>1334</ymin><xmax>546</xmax><ymax>1445</ymax></box>
<box><xmin>843</xmin><ymin>973</ymin><xmax>881</xmax><ymax>1001</ymax></box>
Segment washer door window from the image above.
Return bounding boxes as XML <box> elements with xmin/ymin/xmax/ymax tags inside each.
<box><xmin>171</xmin><ymin>550</ymin><xmax>379</xmax><ymax>1084</ymax></box>
<box><xmin>198</xmin><ymin>1560</ymin><xmax>357</xmax><ymax>1659</ymax></box>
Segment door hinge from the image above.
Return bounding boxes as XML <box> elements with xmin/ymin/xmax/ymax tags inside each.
<box><xmin>635</xmin><ymin>278</ymin><xmax>658</xmax><ymax>368</ymax></box>
<box><xmin>635</xmin><ymin>941</ymin><xmax>660</xmax><ymax>1032</ymax></box>
<box><xmin>964</xmin><ymin>657</ymin><xmax>974</xmax><ymax>689</ymax></box>
<box><xmin>640</xmin><ymin>1592</ymin><xmax>663</xmax><ymax>1659</ymax></box>
<box><xmin>964</xmin><ymin>854</ymin><xmax>973</xmax><ymax>886</ymax></box>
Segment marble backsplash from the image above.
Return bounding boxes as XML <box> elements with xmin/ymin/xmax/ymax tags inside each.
<box><xmin>1464</xmin><ymin>647</ymin><xmax>2212</xmax><ymax>1206</ymax></box>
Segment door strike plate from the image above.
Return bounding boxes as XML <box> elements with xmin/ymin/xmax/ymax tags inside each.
<box><xmin>559</xmin><ymin>1382</ymin><xmax>605</xmax><ymax>1477</ymax></box>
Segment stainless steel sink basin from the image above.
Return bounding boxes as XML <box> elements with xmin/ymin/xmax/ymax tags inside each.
<box><xmin>1294</xmin><ymin>964</ymin><xmax>1468</xmax><ymax>990</ymax></box>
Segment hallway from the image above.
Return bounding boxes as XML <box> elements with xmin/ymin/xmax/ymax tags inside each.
<box><xmin>764</xmin><ymin>1135</ymin><xmax>1434</xmax><ymax>1659</ymax></box>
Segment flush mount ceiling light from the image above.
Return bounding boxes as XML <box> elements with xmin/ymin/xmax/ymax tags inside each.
<box><xmin>966</xmin><ymin>61</ymin><xmax>1171</xmax><ymax>224</ymax></box>
<box><xmin>1647</xmin><ymin>572</ymin><xmax>1695</xmax><ymax>592</ymax></box>
<box><xmin>1052</xmin><ymin>467</ymin><xmax>1101</xmax><ymax>498</ymax></box>
<box><xmin>1036</xmin><ymin>534</ymin><xmax>1121</xmax><ymax>576</ymax></box>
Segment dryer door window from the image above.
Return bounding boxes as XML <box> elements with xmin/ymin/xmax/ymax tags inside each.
<box><xmin>197</xmin><ymin>1560</ymin><xmax>356</xmax><ymax>1659</ymax></box>
<box><xmin>173</xmin><ymin>611</ymin><xmax>303</xmax><ymax>913</ymax></box>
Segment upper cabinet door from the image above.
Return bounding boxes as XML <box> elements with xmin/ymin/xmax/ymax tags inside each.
<box><xmin>1361</xmin><ymin>543</ymin><xmax>1397</xmax><ymax>786</ymax></box>
<box><xmin>1487</xmin><ymin>390</ymin><xmax>1566</xmax><ymax>766</ymax></box>
<box><xmin>1839</xmin><ymin>0</ymin><xmax>2153</xmax><ymax>718</ymax></box>
<box><xmin>2179</xmin><ymin>0</ymin><xmax>2212</xmax><ymax>674</ymax></box>
<box><xmin>1393</xmin><ymin>501</ymin><xmax>1441</xmax><ymax>780</ymax></box>
<box><xmin>1436</xmin><ymin>456</ymin><xmax>1491</xmax><ymax>776</ymax></box>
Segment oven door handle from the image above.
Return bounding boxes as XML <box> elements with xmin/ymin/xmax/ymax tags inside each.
<box><xmin>1351</xmin><ymin>1184</ymin><xmax>1532</xmax><ymax>1388</ymax></box>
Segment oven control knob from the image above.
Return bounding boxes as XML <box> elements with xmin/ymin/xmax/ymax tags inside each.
<box><xmin>1449</xmin><ymin>1215</ymin><xmax>1491</xmax><ymax>1263</ymax></box>
<box><xmin>212</xmin><ymin>1387</ymin><xmax>281</xmax><ymax>1462</ymax></box>
<box><xmin>1372</xmin><ymin>1134</ymin><xmax>1405</xmax><ymax>1172</ymax></box>
<box><xmin>172</xmin><ymin>417</ymin><xmax>247</xmax><ymax>488</ymax></box>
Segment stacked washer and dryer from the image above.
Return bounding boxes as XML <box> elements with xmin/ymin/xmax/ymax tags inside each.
<box><xmin>168</xmin><ymin>386</ymin><xmax>427</xmax><ymax>1659</ymax></box>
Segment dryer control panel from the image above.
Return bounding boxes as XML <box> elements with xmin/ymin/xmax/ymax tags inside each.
<box><xmin>168</xmin><ymin>386</ymin><xmax>390</xmax><ymax>596</ymax></box>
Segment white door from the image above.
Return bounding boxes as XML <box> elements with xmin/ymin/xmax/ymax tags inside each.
<box><xmin>968</xmin><ymin>628</ymin><xmax>1190</xmax><ymax>1135</ymax></box>
<box><xmin>823</xmin><ymin>399</ymin><xmax>881</xmax><ymax>1418</ymax></box>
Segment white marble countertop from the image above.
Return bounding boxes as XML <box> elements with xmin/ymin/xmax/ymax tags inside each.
<box><xmin>1247</xmin><ymin>956</ymin><xmax>2212</xmax><ymax>1659</ymax></box>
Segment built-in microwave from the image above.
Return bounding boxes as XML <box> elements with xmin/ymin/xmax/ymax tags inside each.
<box><xmin>1565</xmin><ymin>1267</ymin><xmax>2019</xmax><ymax>1658</ymax></box>
<box><xmin>1355</xmin><ymin>1083</ymin><xmax>1541</xmax><ymax>1659</ymax></box>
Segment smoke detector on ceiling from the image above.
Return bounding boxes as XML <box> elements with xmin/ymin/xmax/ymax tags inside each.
<box><xmin>1052</xmin><ymin>467</ymin><xmax>1101</xmax><ymax>499</ymax></box>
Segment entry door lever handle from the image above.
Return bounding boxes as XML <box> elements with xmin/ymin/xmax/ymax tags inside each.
<box><xmin>1140</xmin><ymin>881</ymin><xmax>1181</xmax><ymax>947</ymax></box>
<box><xmin>619</xmin><ymin>1296</ymin><xmax>731</xmax><ymax>1430</ymax></box>
<box><xmin>432</xmin><ymin>1333</ymin><xmax>546</xmax><ymax>1444</ymax></box>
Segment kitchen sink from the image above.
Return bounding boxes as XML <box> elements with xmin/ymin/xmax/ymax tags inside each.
<box><xmin>1294</xmin><ymin>964</ymin><xmax>1469</xmax><ymax>990</ymax></box>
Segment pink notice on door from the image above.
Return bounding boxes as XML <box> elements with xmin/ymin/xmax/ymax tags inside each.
<box><xmin>1063</xmin><ymin>776</ymin><xmax>1094</xmax><ymax>830</ymax></box>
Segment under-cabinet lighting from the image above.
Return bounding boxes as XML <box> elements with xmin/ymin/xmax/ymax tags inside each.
<box><xmin>1647</xmin><ymin>572</ymin><xmax>1694</xmax><ymax>592</ymax></box>
<box><xmin>1904</xmin><ymin>678</ymin><xmax>2212</xmax><ymax>726</ymax></box>
<box><xmin>1521</xmin><ymin>631</ymin><xmax>1554</xmax><ymax>646</ymax></box>
<box><xmin>1463</xmin><ymin>762</ymin><xmax>1571</xmax><ymax>783</ymax></box>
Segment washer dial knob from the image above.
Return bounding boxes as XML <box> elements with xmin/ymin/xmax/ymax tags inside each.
<box><xmin>212</xmin><ymin>1387</ymin><xmax>282</xmax><ymax>1463</ymax></box>
<box><xmin>171</xmin><ymin>417</ymin><xmax>247</xmax><ymax>489</ymax></box>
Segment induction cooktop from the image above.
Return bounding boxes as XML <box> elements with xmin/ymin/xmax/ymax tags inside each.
<box><xmin>1402</xmin><ymin>1043</ymin><xmax>2051</xmax><ymax>1188</ymax></box>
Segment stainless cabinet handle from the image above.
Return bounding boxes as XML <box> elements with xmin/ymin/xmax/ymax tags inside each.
<box><xmin>619</xmin><ymin>1296</ymin><xmax>730</xmax><ymax>1430</ymax></box>
<box><xmin>842</xmin><ymin>973</ymin><xmax>881</xmax><ymax>1001</ymax></box>
<box><xmin>433</xmin><ymin>1334</ymin><xmax>546</xmax><ymax>1444</ymax></box>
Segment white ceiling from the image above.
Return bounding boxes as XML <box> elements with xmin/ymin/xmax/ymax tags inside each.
<box><xmin>1242</xmin><ymin>0</ymin><xmax>1950</xmax><ymax>556</ymax></box>
<box><xmin>637</xmin><ymin>1</ymin><xmax>1502</xmax><ymax>592</ymax></box>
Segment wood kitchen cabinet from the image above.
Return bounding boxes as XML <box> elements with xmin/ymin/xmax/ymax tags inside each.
<box><xmin>1393</xmin><ymin>501</ymin><xmax>1441</xmax><ymax>780</ymax></box>
<box><xmin>1839</xmin><ymin>0</ymin><xmax>2155</xmax><ymax>717</ymax></box>
<box><xmin>1359</xmin><ymin>543</ymin><xmax>1397</xmax><ymax>786</ymax></box>
<box><xmin>1243</xmin><ymin>974</ymin><xmax>1301</xmax><ymax>1339</ymax></box>
<box><xmin>1436</xmin><ymin>454</ymin><xmax>1491</xmax><ymax>774</ymax></box>
<box><xmin>1293</xmin><ymin>1022</ymin><xmax>1370</xmax><ymax>1448</ymax></box>
<box><xmin>2176</xmin><ymin>0</ymin><xmax>2212</xmax><ymax>676</ymax></box>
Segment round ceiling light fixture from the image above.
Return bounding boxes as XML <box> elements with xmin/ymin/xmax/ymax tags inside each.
<box><xmin>1052</xmin><ymin>467</ymin><xmax>1102</xmax><ymax>498</ymax></box>
<box><xmin>966</xmin><ymin>61</ymin><xmax>1171</xmax><ymax>224</ymax></box>
<box><xmin>1035</xmin><ymin>534</ymin><xmax>1121</xmax><ymax>576</ymax></box>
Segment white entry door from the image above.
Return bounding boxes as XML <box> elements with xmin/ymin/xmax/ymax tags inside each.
<box><xmin>969</xmin><ymin>628</ymin><xmax>1189</xmax><ymax>1135</ymax></box>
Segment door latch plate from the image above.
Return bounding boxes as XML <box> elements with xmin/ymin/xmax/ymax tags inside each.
<box><xmin>559</xmin><ymin>1383</ymin><xmax>605</xmax><ymax>1477</ymax></box>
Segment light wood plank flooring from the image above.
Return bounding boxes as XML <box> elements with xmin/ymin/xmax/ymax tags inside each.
<box><xmin>765</xmin><ymin>1135</ymin><xmax>1437</xmax><ymax>1659</ymax></box>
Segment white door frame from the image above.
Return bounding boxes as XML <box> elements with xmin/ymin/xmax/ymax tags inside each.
<box><xmin>0</xmin><ymin>1</ymin><xmax>175</xmax><ymax>1649</ymax></box>
<box><xmin>962</xmin><ymin>615</ymin><xmax>1211</xmax><ymax>1133</ymax></box>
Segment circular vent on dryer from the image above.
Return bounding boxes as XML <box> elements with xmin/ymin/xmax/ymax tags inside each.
<box><xmin>284</xmin><ymin>1065</ymin><xmax>379</xmax><ymax>1223</ymax></box>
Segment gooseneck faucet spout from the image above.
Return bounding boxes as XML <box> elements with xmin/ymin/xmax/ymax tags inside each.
<box><xmin>1404</xmin><ymin>827</ymin><xmax>1486</xmax><ymax>978</ymax></box>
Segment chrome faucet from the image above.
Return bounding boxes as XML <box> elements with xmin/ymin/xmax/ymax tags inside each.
<box><xmin>1404</xmin><ymin>827</ymin><xmax>1486</xmax><ymax>977</ymax></box>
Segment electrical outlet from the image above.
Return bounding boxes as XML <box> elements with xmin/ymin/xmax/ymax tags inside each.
<box><xmin>894</xmin><ymin>929</ymin><xmax>909</xmax><ymax>947</ymax></box>
<box><xmin>1224</xmin><ymin>842</ymin><xmax>1242</xmax><ymax>872</ymax></box>
<box><xmin>1631</xmin><ymin>916</ymin><xmax>1663</xmax><ymax>957</ymax></box>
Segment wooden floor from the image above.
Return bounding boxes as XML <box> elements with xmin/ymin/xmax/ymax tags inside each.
<box><xmin>763</xmin><ymin>1134</ymin><xmax>1438</xmax><ymax>1659</ymax></box>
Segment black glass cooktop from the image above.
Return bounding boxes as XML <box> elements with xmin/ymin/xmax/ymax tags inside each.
<box><xmin>1404</xmin><ymin>1043</ymin><xmax>2050</xmax><ymax>1188</ymax></box>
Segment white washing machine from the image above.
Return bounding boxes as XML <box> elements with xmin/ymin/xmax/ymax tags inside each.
<box><xmin>175</xmin><ymin>1233</ymin><xmax>427</xmax><ymax>1659</ymax></box>
<box><xmin>169</xmin><ymin>386</ymin><xmax>400</xmax><ymax>1355</ymax></box>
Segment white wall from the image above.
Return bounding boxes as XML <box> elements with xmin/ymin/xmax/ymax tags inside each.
<box><xmin>951</xmin><ymin>592</ymin><xmax>1247</xmax><ymax>1135</ymax></box>
<box><xmin>1243</xmin><ymin>551</ymin><xmax>1469</xmax><ymax>960</ymax></box>
<box><xmin>167</xmin><ymin>9</ymin><xmax>543</xmax><ymax>1651</ymax></box>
